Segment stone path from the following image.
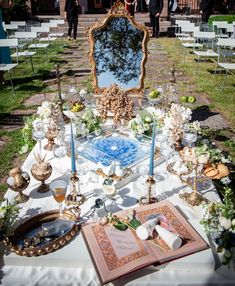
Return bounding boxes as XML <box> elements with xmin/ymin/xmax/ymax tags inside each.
<box><xmin>0</xmin><ymin>33</ymin><xmax>231</xmax><ymax>132</ymax></box>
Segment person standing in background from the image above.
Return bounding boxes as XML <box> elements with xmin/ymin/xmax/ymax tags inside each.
<box><xmin>65</xmin><ymin>0</ymin><xmax>80</xmax><ymax>41</ymax></box>
<box><xmin>136</xmin><ymin>0</ymin><xmax>148</xmax><ymax>13</ymax></box>
<box><xmin>200</xmin><ymin>0</ymin><xmax>215</xmax><ymax>23</ymax></box>
<box><xmin>148</xmin><ymin>0</ymin><xmax>163</xmax><ymax>38</ymax></box>
<box><xmin>0</xmin><ymin>0</ymin><xmax>13</xmax><ymax>84</ymax></box>
<box><xmin>124</xmin><ymin>0</ymin><xmax>137</xmax><ymax>16</ymax></box>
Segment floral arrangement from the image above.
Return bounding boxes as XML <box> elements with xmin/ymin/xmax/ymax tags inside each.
<box><xmin>163</xmin><ymin>103</ymin><xmax>192</xmax><ymax>144</ymax></box>
<box><xmin>201</xmin><ymin>186</ymin><xmax>235</xmax><ymax>267</ymax></box>
<box><xmin>195</xmin><ymin>140</ymin><xmax>231</xmax><ymax>165</ymax></box>
<box><xmin>0</xmin><ymin>200</ymin><xmax>20</xmax><ymax>239</ymax></box>
<box><xmin>128</xmin><ymin>107</ymin><xmax>165</xmax><ymax>137</ymax></box>
<box><xmin>36</xmin><ymin>101</ymin><xmax>63</xmax><ymax>131</ymax></box>
<box><xmin>74</xmin><ymin>108</ymin><xmax>102</xmax><ymax>137</ymax></box>
<box><xmin>19</xmin><ymin>116</ymin><xmax>36</xmax><ymax>154</ymax></box>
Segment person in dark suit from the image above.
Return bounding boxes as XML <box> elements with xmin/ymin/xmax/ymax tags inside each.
<box><xmin>65</xmin><ymin>0</ymin><xmax>80</xmax><ymax>41</ymax></box>
<box><xmin>200</xmin><ymin>0</ymin><xmax>215</xmax><ymax>23</ymax></box>
<box><xmin>148</xmin><ymin>0</ymin><xmax>163</xmax><ymax>38</ymax></box>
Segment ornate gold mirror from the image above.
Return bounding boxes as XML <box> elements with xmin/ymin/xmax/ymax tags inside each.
<box><xmin>88</xmin><ymin>1</ymin><xmax>149</xmax><ymax>96</ymax></box>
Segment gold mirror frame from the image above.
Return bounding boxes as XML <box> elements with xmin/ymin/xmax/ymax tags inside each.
<box><xmin>88</xmin><ymin>0</ymin><xmax>149</xmax><ymax>97</ymax></box>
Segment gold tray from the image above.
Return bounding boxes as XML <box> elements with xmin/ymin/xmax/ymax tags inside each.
<box><xmin>5</xmin><ymin>210</ymin><xmax>79</xmax><ymax>257</ymax></box>
<box><xmin>167</xmin><ymin>162</ymin><xmax>193</xmax><ymax>176</ymax></box>
<box><xmin>95</xmin><ymin>168</ymin><xmax>133</xmax><ymax>181</ymax></box>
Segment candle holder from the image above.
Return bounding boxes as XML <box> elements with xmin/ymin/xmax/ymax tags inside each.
<box><xmin>139</xmin><ymin>176</ymin><xmax>158</xmax><ymax>205</ymax></box>
<box><xmin>65</xmin><ymin>172</ymin><xmax>86</xmax><ymax>207</ymax></box>
<box><xmin>56</xmin><ymin>64</ymin><xmax>70</xmax><ymax>124</ymax></box>
<box><xmin>179</xmin><ymin>162</ymin><xmax>209</xmax><ymax>207</ymax></box>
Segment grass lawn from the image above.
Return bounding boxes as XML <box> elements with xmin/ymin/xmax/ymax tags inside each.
<box><xmin>158</xmin><ymin>38</ymin><xmax>235</xmax><ymax>128</ymax></box>
<box><xmin>0</xmin><ymin>41</ymin><xmax>66</xmax><ymax>198</ymax></box>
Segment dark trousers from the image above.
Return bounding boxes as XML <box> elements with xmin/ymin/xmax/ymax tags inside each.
<box><xmin>202</xmin><ymin>10</ymin><xmax>212</xmax><ymax>23</ymax></box>
<box><xmin>149</xmin><ymin>14</ymin><xmax>160</xmax><ymax>37</ymax></box>
<box><xmin>67</xmin><ymin>15</ymin><xmax>78</xmax><ymax>39</ymax></box>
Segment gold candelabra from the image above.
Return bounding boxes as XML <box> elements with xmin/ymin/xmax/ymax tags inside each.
<box><xmin>179</xmin><ymin>162</ymin><xmax>209</xmax><ymax>206</ymax></box>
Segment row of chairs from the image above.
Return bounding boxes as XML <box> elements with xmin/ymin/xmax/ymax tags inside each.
<box><xmin>0</xmin><ymin>19</ymin><xmax>65</xmax><ymax>94</ymax></box>
<box><xmin>175</xmin><ymin>20</ymin><xmax>235</xmax><ymax>90</ymax></box>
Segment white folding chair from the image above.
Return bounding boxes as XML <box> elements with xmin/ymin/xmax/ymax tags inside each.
<box><xmin>3</xmin><ymin>23</ymin><xmax>18</xmax><ymax>38</ymax></box>
<box><xmin>217</xmin><ymin>63</ymin><xmax>235</xmax><ymax>91</ymax></box>
<box><xmin>10</xmin><ymin>21</ymin><xmax>26</xmax><ymax>31</ymax></box>
<box><xmin>0</xmin><ymin>39</ymin><xmax>18</xmax><ymax>94</ymax></box>
<box><xmin>216</xmin><ymin>38</ymin><xmax>235</xmax><ymax>61</ymax></box>
<box><xmin>28</xmin><ymin>27</ymin><xmax>49</xmax><ymax>59</ymax></box>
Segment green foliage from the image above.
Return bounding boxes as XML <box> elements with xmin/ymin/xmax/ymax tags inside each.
<box><xmin>208</xmin><ymin>15</ymin><xmax>235</xmax><ymax>25</ymax></box>
<box><xmin>3</xmin><ymin>0</ymin><xmax>30</xmax><ymax>22</ymax></box>
<box><xmin>19</xmin><ymin>116</ymin><xmax>36</xmax><ymax>155</ymax></box>
<box><xmin>201</xmin><ymin>187</ymin><xmax>235</xmax><ymax>267</ymax></box>
<box><xmin>0</xmin><ymin>200</ymin><xmax>20</xmax><ymax>237</ymax></box>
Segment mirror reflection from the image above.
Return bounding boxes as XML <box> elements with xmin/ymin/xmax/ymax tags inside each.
<box><xmin>93</xmin><ymin>17</ymin><xmax>144</xmax><ymax>90</ymax></box>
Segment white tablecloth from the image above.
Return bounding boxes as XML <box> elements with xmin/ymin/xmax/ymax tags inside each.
<box><xmin>1</xmin><ymin>130</ymin><xmax>235</xmax><ymax>286</ymax></box>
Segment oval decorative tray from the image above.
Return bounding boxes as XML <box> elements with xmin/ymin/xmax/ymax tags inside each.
<box><xmin>5</xmin><ymin>210</ymin><xmax>79</xmax><ymax>257</ymax></box>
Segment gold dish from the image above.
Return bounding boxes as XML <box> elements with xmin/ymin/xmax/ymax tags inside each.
<box><xmin>95</xmin><ymin>167</ymin><xmax>133</xmax><ymax>181</ymax></box>
<box><xmin>167</xmin><ymin>162</ymin><xmax>193</xmax><ymax>177</ymax></box>
<box><xmin>5</xmin><ymin>210</ymin><xmax>79</xmax><ymax>257</ymax></box>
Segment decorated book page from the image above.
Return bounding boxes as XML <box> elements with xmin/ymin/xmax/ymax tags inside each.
<box><xmin>82</xmin><ymin>200</ymin><xmax>208</xmax><ymax>284</ymax></box>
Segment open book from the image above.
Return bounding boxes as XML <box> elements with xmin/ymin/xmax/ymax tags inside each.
<box><xmin>82</xmin><ymin>200</ymin><xmax>208</xmax><ymax>284</ymax></box>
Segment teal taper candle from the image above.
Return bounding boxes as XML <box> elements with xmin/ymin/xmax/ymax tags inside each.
<box><xmin>70</xmin><ymin>123</ymin><xmax>76</xmax><ymax>173</ymax></box>
<box><xmin>149</xmin><ymin>123</ymin><xmax>156</xmax><ymax>177</ymax></box>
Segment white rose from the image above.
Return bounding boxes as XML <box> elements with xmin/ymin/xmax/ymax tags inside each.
<box><xmin>232</xmin><ymin>219</ymin><xmax>235</xmax><ymax>226</ymax></box>
<box><xmin>137</xmin><ymin>125</ymin><xmax>144</xmax><ymax>134</ymax></box>
<box><xmin>143</xmin><ymin>123</ymin><xmax>150</xmax><ymax>131</ymax></box>
<box><xmin>79</xmin><ymin>89</ymin><xmax>87</xmax><ymax>97</ymax></box>
<box><xmin>198</xmin><ymin>153</ymin><xmax>210</xmax><ymax>164</ymax></box>
<box><xmin>145</xmin><ymin>116</ymin><xmax>152</xmax><ymax>123</ymax></box>
<box><xmin>0</xmin><ymin>209</ymin><xmax>6</xmax><ymax>219</ymax></box>
<box><xmin>220</xmin><ymin>217</ymin><xmax>232</xmax><ymax>230</ymax></box>
<box><xmin>221</xmin><ymin>177</ymin><xmax>231</xmax><ymax>185</ymax></box>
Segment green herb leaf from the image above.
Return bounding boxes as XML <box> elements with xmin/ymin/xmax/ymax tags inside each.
<box><xmin>129</xmin><ymin>219</ymin><xmax>141</xmax><ymax>229</ymax></box>
<box><xmin>114</xmin><ymin>222</ymin><xmax>128</xmax><ymax>231</ymax></box>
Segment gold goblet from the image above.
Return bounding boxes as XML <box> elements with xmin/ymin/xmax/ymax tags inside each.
<box><xmin>7</xmin><ymin>167</ymin><xmax>30</xmax><ymax>204</ymax></box>
<box><xmin>31</xmin><ymin>154</ymin><xmax>52</xmax><ymax>193</ymax></box>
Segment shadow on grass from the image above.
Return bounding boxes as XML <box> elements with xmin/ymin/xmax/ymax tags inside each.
<box><xmin>207</xmin><ymin>69</ymin><xmax>227</xmax><ymax>75</ymax></box>
<box><xmin>16</xmin><ymin>84</ymin><xmax>44</xmax><ymax>93</ymax></box>
<box><xmin>191</xmin><ymin>105</ymin><xmax>219</xmax><ymax>122</ymax></box>
<box><xmin>49</xmin><ymin>59</ymin><xmax>68</xmax><ymax>65</ymax></box>
<box><xmin>0</xmin><ymin>113</ymin><xmax>29</xmax><ymax>127</ymax></box>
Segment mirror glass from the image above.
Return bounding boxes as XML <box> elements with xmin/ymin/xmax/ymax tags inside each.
<box><xmin>93</xmin><ymin>17</ymin><xmax>145</xmax><ymax>90</ymax></box>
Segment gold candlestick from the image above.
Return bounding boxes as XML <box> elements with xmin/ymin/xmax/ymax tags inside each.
<box><xmin>65</xmin><ymin>172</ymin><xmax>86</xmax><ymax>207</ymax></box>
<box><xmin>139</xmin><ymin>176</ymin><xmax>158</xmax><ymax>205</ymax></box>
<box><xmin>179</xmin><ymin>162</ymin><xmax>209</xmax><ymax>206</ymax></box>
<box><xmin>56</xmin><ymin>64</ymin><xmax>70</xmax><ymax>124</ymax></box>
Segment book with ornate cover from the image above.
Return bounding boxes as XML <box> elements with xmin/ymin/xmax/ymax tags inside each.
<box><xmin>82</xmin><ymin>200</ymin><xmax>208</xmax><ymax>284</ymax></box>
